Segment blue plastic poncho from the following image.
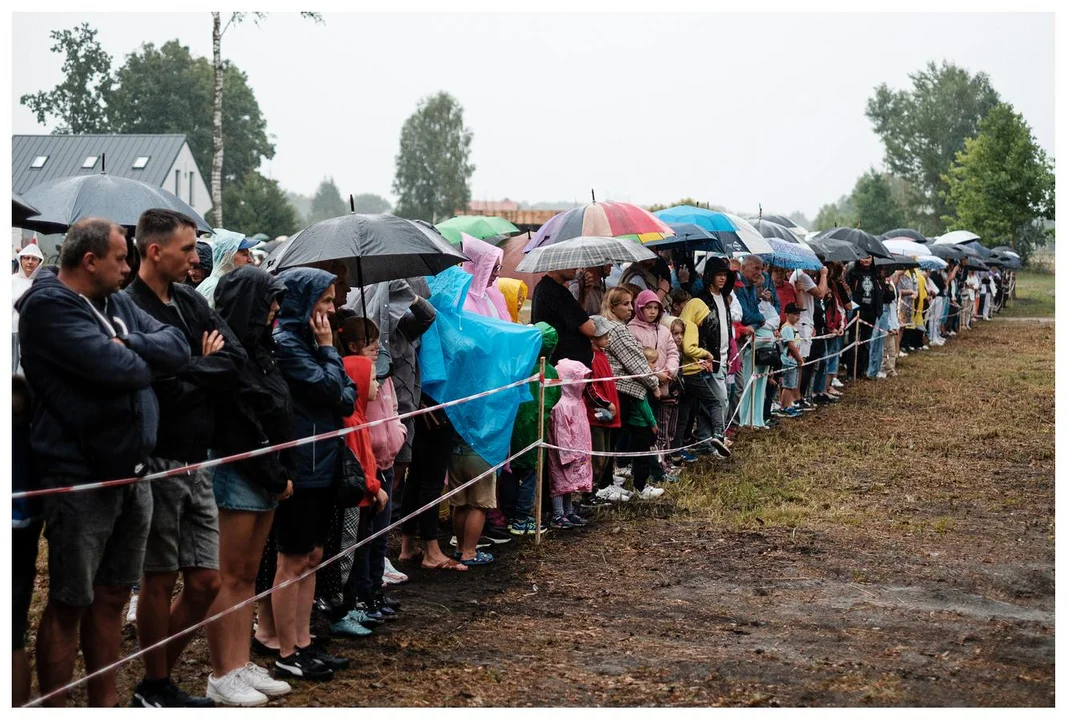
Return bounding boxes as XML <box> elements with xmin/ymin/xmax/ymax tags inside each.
<box><xmin>419</xmin><ymin>265</ymin><xmax>541</xmax><ymax>466</ymax></box>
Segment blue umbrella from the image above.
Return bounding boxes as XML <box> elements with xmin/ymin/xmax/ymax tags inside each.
<box><xmin>765</xmin><ymin>237</ymin><xmax>822</xmax><ymax>271</ymax></box>
<box><xmin>653</xmin><ymin>206</ymin><xmax>773</xmax><ymax>254</ymax></box>
<box><xmin>642</xmin><ymin>222</ymin><xmax>726</xmax><ymax>253</ymax></box>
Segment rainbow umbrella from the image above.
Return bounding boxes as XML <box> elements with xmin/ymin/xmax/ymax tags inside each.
<box><xmin>523</xmin><ymin>200</ymin><xmax>674</xmax><ymax>251</ymax></box>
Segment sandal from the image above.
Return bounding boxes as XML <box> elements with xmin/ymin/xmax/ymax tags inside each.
<box><xmin>455</xmin><ymin>550</ymin><xmax>494</xmax><ymax>567</ymax></box>
<box><xmin>423</xmin><ymin>557</ymin><xmax>468</xmax><ymax>571</ymax></box>
<box><xmin>398</xmin><ymin>549</ymin><xmax>425</xmax><ymax>563</ymax></box>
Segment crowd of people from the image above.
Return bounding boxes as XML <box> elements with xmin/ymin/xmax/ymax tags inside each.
<box><xmin>10</xmin><ymin>211</ymin><xmax>1013</xmax><ymax>707</ymax></box>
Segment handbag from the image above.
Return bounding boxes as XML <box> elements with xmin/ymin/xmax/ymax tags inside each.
<box><xmin>333</xmin><ymin>442</ymin><xmax>368</xmax><ymax>508</ymax></box>
<box><xmin>755</xmin><ymin>344</ymin><xmax>782</xmax><ymax>370</ymax></box>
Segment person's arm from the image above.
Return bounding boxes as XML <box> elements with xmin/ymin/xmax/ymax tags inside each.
<box><xmin>177</xmin><ymin>301</ymin><xmax>246</xmax><ymax>390</ymax></box>
<box><xmin>578</xmin><ymin>319</ymin><xmax>596</xmax><ymax>337</ymax></box>
<box><xmin>274</xmin><ymin>332</ymin><xmax>355</xmax><ymax>412</ymax></box>
<box><xmin>662</xmin><ymin>328</ymin><xmax>680</xmax><ymax>378</ymax></box>
<box><xmin>120</xmin><ymin>299</ymin><xmax>192</xmax><ymax>376</ymax></box>
<box><xmin>788</xmin><ymin>336</ymin><xmax>804</xmax><ymax>365</ymax></box>
<box><xmin>638</xmin><ymin>398</ymin><xmax>657</xmax><ymax>427</ymax></box>
<box><xmin>681</xmin><ymin>319</ymin><xmax>712</xmax><ymax>363</ymax></box>
<box><xmin>397</xmin><ymin>296</ymin><xmax>436</xmax><ymax>340</ymax></box>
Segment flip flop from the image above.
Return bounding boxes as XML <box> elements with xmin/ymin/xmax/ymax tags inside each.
<box><xmin>423</xmin><ymin>557</ymin><xmax>468</xmax><ymax>572</ymax></box>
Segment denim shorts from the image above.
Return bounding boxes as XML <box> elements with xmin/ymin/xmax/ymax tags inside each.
<box><xmin>780</xmin><ymin>365</ymin><xmax>799</xmax><ymax>390</ymax></box>
<box><xmin>213</xmin><ymin>462</ymin><xmax>278</xmax><ymax>513</ymax></box>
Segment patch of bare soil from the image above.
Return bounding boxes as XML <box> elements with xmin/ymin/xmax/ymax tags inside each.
<box><xmin>30</xmin><ymin>318</ymin><xmax>1054</xmax><ymax>707</ymax></box>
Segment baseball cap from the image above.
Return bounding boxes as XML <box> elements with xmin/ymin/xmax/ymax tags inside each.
<box><xmin>237</xmin><ymin>237</ymin><xmax>260</xmax><ymax>250</ymax></box>
<box><xmin>785</xmin><ymin>302</ymin><xmax>802</xmax><ymax>315</ymax></box>
<box><xmin>591</xmin><ymin>314</ymin><xmax>613</xmax><ymax>338</ymax></box>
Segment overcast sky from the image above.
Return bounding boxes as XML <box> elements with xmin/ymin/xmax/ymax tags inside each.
<box><xmin>10</xmin><ymin>11</ymin><xmax>1055</xmax><ymax>220</ymax></box>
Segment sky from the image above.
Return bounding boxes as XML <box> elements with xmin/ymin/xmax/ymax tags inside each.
<box><xmin>9</xmin><ymin>11</ymin><xmax>1056</xmax><ymax>221</ymax></box>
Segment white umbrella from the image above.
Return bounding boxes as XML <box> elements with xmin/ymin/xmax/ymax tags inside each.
<box><xmin>721</xmin><ymin>212</ymin><xmax>774</xmax><ymax>255</ymax></box>
<box><xmin>883</xmin><ymin>238</ymin><xmax>931</xmax><ymax>257</ymax></box>
<box><xmin>934</xmin><ymin>230</ymin><xmax>981</xmax><ymax>245</ymax></box>
<box><xmin>515</xmin><ymin>235</ymin><xmax>655</xmax><ymax>273</ymax></box>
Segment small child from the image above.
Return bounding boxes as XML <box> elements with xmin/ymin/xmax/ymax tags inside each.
<box><xmin>618</xmin><ymin>346</ymin><xmax>664</xmax><ymax>501</ymax></box>
<box><xmin>657</xmin><ymin>318</ymin><xmax>685</xmax><ymax>468</ymax></box>
<box><xmin>585</xmin><ymin>316</ymin><xmax>623</xmax><ymax>502</ymax></box>
<box><xmin>777</xmin><ymin>303</ymin><xmax>804</xmax><ymax>417</ymax></box>
<box><xmin>548</xmin><ymin>359</ymin><xmax>594</xmax><ymax>528</ymax></box>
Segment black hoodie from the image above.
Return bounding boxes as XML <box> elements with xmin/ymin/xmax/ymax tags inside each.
<box><xmin>213</xmin><ymin>266</ymin><xmax>294</xmax><ymax>493</ymax></box>
<box><xmin>15</xmin><ymin>267</ymin><xmax>190</xmax><ymax>483</ymax></box>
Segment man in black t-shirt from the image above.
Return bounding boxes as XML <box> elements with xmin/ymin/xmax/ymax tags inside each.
<box><xmin>530</xmin><ymin>269</ymin><xmax>596</xmax><ymax>368</ymax></box>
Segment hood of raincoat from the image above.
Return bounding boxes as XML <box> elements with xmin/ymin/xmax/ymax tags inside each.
<box><xmin>536</xmin><ymin>321</ymin><xmax>558</xmax><ymax>358</ymax></box>
<box><xmin>555</xmin><ymin>358</ymin><xmax>590</xmax><ymax>401</ymax></box>
<box><xmin>214</xmin><ymin>265</ymin><xmax>287</xmax><ymax>349</ymax></box>
<box><xmin>195</xmin><ymin>241</ymin><xmax>214</xmax><ymax>276</ymax></box>
<box><xmin>498</xmin><ymin>277</ymin><xmax>528</xmax><ymax>323</ymax></box>
<box><xmin>631</xmin><ymin>289</ymin><xmax>664</xmax><ymax>326</ymax></box>
<box><xmin>345</xmin><ymin>354</ymin><xmax>373</xmax><ymax>419</ymax></box>
<box><xmin>195</xmin><ymin>228</ymin><xmax>247</xmax><ymax>305</ymax></box>
<box><xmin>15</xmin><ymin>243</ymin><xmax>44</xmax><ymax>278</ymax></box>
<box><xmin>346</xmin><ymin>279</ymin><xmax>417</xmax><ymax>345</ymax></box>
<box><xmin>461</xmin><ymin>234</ymin><xmax>503</xmax><ymax>297</ymax></box>
<box><xmin>680</xmin><ymin>297</ymin><xmax>710</xmax><ymax>327</ymax></box>
<box><xmin>275</xmin><ymin>267</ymin><xmax>337</xmax><ymax>333</ymax></box>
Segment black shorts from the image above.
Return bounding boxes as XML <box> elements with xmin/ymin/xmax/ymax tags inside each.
<box><xmin>13</xmin><ymin>520</ymin><xmax>43</xmax><ymax>650</ymax></box>
<box><xmin>274</xmin><ymin>486</ymin><xmax>334</xmax><ymax>555</ymax></box>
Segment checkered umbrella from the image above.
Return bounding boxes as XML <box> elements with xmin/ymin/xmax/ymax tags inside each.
<box><xmin>515</xmin><ymin>235</ymin><xmax>656</xmax><ymax>273</ymax></box>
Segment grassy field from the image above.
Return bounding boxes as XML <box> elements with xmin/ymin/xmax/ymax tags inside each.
<box><xmin>1002</xmin><ymin>270</ymin><xmax>1055</xmax><ymax>318</ymax></box>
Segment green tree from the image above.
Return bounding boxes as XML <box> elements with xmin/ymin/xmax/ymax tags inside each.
<box><xmin>307</xmin><ymin>177</ymin><xmax>348</xmax><ymax>224</ymax></box>
<box><xmin>392</xmin><ymin>92</ymin><xmax>475</xmax><ymax>222</ymax></box>
<box><xmin>646</xmin><ymin>197</ymin><xmax>703</xmax><ymax>212</ymax></box>
<box><xmin>222</xmin><ymin>171</ymin><xmax>299</xmax><ymax>239</ymax></box>
<box><xmin>850</xmin><ymin>169</ymin><xmax>907</xmax><ymax>236</ymax></box>
<box><xmin>107</xmin><ymin>41</ymin><xmax>274</xmax><ymax>197</ymax></box>
<box><xmin>941</xmin><ymin>103</ymin><xmax>1055</xmax><ymax>261</ymax></box>
<box><xmin>19</xmin><ymin>23</ymin><xmax>114</xmax><ymax>133</ymax></box>
<box><xmin>351</xmin><ymin>193</ymin><xmax>392</xmax><ymax>214</ymax></box>
<box><xmin>866</xmin><ymin>60</ymin><xmax>1000</xmax><ymax>234</ymax></box>
<box><xmin>812</xmin><ymin>194</ymin><xmax>855</xmax><ymax>231</ymax></box>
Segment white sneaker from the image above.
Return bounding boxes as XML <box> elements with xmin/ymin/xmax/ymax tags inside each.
<box><xmin>638</xmin><ymin>486</ymin><xmax>665</xmax><ymax>499</ymax></box>
<box><xmin>125</xmin><ymin>593</ymin><xmax>139</xmax><ymax>626</ymax></box>
<box><xmin>237</xmin><ymin>662</ymin><xmax>291</xmax><ymax>697</ymax></box>
<box><xmin>207</xmin><ymin>668</ymin><xmax>270</xmax><ymax>707</ymax></box>
<box><xmin>614</xmin><ymin>465</ymin><xmax>632</xmax><ymax>478</ymax></box>
<box><xmin>921</xmin><ymin>345</ymin><xmax>930</xmax><ymax>351</ymax></box>
<box><xmin>898</xmin><ymin>351</ymin><xmax>908</xmax><ymax>357</ymax></box>
<box><xmin>612</xmin><ymin>474</ymin><xmax>631</xmax><ymax>485</ymax></box>
<box><xmin>382</xmin><ymin>557</ymin><xmax>408</xmax><ymax>585</ymax></box>
<box><xmin>876</xmin><ymin>372</ymin><xmax>887</xmax><ymax>379</ymax></box>
<box><xmin>831</xmin><ymin>378</ymin><xmax>844</xmax><ymax>389</ymax></box>
<box><xmin>597</xmin><ymin>485</ymin><xmax>630</xmax><ymax>503</ymax></box>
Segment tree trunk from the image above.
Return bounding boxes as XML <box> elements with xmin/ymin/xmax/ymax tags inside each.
<box><xmin>211</xmin><ymin>12</ymin><xmax>224</xmax><ymax>228</ymax></box>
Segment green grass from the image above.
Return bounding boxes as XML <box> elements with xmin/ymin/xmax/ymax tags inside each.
<box><xmin>1002</xmin><ymin>270</ymin><xmax>1056</xmax><ymax>318</ymax></box>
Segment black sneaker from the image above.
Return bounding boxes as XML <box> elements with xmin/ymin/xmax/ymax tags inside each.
<box><xmin>481</xmin><ymin>525</ymin><xmax>514</xmax><ymax>544</ymax></box>
<box><xmin>369</xmin><ymin>595</ymin><xmax>399</xmax><ymax>621</ymax></box>
<box><xmin>274</xmin><ymin>648</ymin><xmax>334</xmax><ymax>681</ymax></box>
<box><xmin>251</xmin><ymin>636</ymin><xmax>280</xmax><ymax>660</ymax></box>
<box><xmin>301</xmin><ymin>642</ymin><xmax>350</xmax><ymax>671</ymax></box>
<box><xmin>354</xmin><ymin>599</ymin><xmax>386</xmax><ymax>625</ymax></box>
<box><xmin>131</xmin><ymin>677</ymin><xmax>216</xmax><ymax>707</ymax></box>
<box><xmin>709</xmin><ymin>437</ymin><xmax>732</xmax><ymax>458</ymax></box>
<box><xmin>375</xmin><ymin>592</ymin><xmax>402</xmax><ymax>611</ymax></box>
<box><xmin>811</xmin><ymin>394</ymin><xmax>833</xmax><ymax>405</ymax></box>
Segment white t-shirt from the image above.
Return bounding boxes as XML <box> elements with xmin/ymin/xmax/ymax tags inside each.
<box><xmin>790</xmin><ymin>270</ymin><xmax>817</xmax><ymax>327</ymax></box>
<box><xmin>710</xmin><ymin>292</ymin><xmax>730</xmax><ymax>359</ymax></box>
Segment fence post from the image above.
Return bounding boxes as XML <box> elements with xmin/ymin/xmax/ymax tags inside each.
<box><xmin>852</xmin><ymin>318</ymin><xmax>861</xmax><ymax>381</ymax></box>
<box><xmin>534</xmin><ymin>357</ymin><xmax>547</xmax><ymax>546</ymax></box>
<box><xmin>748</xmin><ymin>337</ymin><xmax>756</xmax><ymax>427</ymax></box>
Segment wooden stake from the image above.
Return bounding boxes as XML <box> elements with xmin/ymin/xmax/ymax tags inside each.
<box><xmin>534</xmin><ymin>356</ymin><xmax>547</xmax><ymax>546</ymax></box>
<box><xmin>748</xmin><ymin>338</ymin><xmax>756</xmax><ymax>427</ymax></box>
<box><xmin>852</xmin><ymin>319</ymin><xmax>861</xmax><ymax>381</ymax></box>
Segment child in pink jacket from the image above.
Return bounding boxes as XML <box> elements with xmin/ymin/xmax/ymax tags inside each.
<box><xmin>548</xmin><ymin>359</ymin><xmax>593</xmax><ymax>529</ymax></box>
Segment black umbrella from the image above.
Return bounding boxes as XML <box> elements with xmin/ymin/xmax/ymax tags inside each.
<box><xmin>874</xmin><ymin>253</ymin><xmax>920</xmax><ymax>271</ymax></box>
<box><xmin>13</xmin><ymin>193</ymin><xmax>40</xmax><ymax>226</ymax></box>
<box><xmin>20</xmin><ymin>171</ymin><xmax>212</xmax><ymax>235</ymax></box>
<box><xmin>927</xmin><ymin>244</ymin><xmax>966</xmax><ymax>261</ymax></box>
<box><xmin>881</xmin><ymin>228</ymin><xmax>929</xmax><ymax>244</ymax></box>
<box><xmin>643</xmin><ymin>223</ymin><xmax>727</xmax><ymax>254</ymax></box>
<box><xmin>748</xmin><ymin>213</ymin><xmax>801</xmax><ymax>230</ymax></box>
<box><xmin>749</xmin><ymin>218</ymin><xmax>802</xmax><ymax>244</ymax></box>
<box><xmin>805</xmin><ymin>237</ymin><xmax>863</xmax><ymax>262</ymax></box>
<box><xmin>815</xmin><ymin>226</ymin><xmax>892</xmax><ymax>259</ymax></box>
<box><xmin>262</xmin><ymin>209</ymin><xmax>468</xmax><ymax>320</ymax></box>
<box><xmin>961</xmin><ymin>239</ymin><xmax>992</xmax><ymax>258</ymax></box>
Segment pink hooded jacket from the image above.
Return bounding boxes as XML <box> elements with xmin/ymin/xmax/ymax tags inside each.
<box><xmin>626</xmin><ymin>289</ymin><xmax>680</xmax><ymax>397</ymax></box>
<box><xmin>461</xmin><ymin>233</ymin><xmax>511</xmax><ymax>321</ymax></box>
<box><xmin>548</xmin><ymin>359</ymin><xmax>593</xmax><ymax>497</ymax></box>
<box><xmin>366</xmin><ymin>375</ymin><xmax>406</xmax><ymax>471</ymax></box>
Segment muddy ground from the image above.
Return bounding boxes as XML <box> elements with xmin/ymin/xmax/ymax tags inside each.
<box><xmin>33</xmin><ymin>316</ymin><xmax>1054</xmax><ymax>707</ymax></box>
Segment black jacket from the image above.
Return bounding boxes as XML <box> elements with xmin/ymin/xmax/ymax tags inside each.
<box><xmin>16</xmin><ymin>268</ymin><xmax>190</xmax><ymax>482</ymax></box>
<box><xmin>213</xmin><ymin>266</ymin><xmax>295</xmax><ymax>494</ymax></box>
<box><xmin>125</xmin><ymin>276</ymin><xmax>246</xmax><ymax>463</ymax></box>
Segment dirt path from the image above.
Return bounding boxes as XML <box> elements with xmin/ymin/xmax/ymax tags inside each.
<box><xmin>39</xmin><ymin>317</ymin><xmax>1054</xmax><ymax>707</ymax></box>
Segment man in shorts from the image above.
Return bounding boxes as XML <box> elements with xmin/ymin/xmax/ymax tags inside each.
<box><xmin>448</xmin><ymin>437</ymin><xmax>498</xmax><ymax>566</ymax></box>
<box><xmin>16</xmin><ymin>218</ymin><xmax>189</xmax><ymax>707</ymax></box>
<box><xmin>125</xmin><ymin>209</ymin><xmax>246</xmax><ymax>707</ymax></box>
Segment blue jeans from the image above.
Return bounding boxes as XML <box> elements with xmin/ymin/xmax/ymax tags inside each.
<box><xmin>825</xmin><ymin>335</ymin><xmax>842</xmax><ymax>377</ymax></box>
<box><xmin>867</xmin><ymin>308</ymin><xmax>890</xmax><ymax>378</ymax></box>
<box><xmin>347</xmin><ymin>468</ymin><xmax>392</xmax><ymax>603</ymax></box>
<box><xmin>512</xmin><ymin>468</ymin><xmax>537</xmax><ymax>521</ymax></box>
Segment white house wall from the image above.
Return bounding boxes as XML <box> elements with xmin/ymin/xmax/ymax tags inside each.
<box><xmin>167</xmin><ymin>143</ymin><xmax>213</xmax><ymax>219</ymax></box>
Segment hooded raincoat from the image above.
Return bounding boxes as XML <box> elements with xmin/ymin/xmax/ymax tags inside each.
<box><xmin>461</xmin><ymin>234</ymin><xmax>511</xmax><ymax>321</ymax></box>
<box><xmin>273</xmin><ymin>267</ymin><xmax>357</xmax><ymax>489</ymax></box>
<box><xmin>196</xmin><ymin>229</ymin><xmax>247</xmax><ymax>308</ymax></box>
<box><xmin>548</xmin><ymin>358</ymin><xmax>593</xmax><ymax>497</ymax></box>
<box><xmin>509</xmin><ymin>322</ymin><xmax>561</xmax><ymax>471</ymax></box>
<box><xmin>497</xmin><ymin>277</ymin><xmax>528</xmax><ymax>323</ymax></box>
<box><xmin>341</xmin><ymin>355</ymin><xmax>383</xmax><ymax>505</ymax></box>
<box><xmin>627</xmin><ymin>289</ymin><xmax>679</xmax><ymax>396</ymax></box>
<box><xmin>678</xmin><ymin>298</ymin><xmax>714</xmax><ymax>376</ymax></box>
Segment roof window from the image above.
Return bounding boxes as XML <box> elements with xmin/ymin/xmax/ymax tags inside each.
<box><xmin>30</xmin><ymin>155</ymin><xmax>48</xmax><ymax>168</ymax></box>
<box><xmin>132</xmin><ymin>156</ymin><xmax>150</xmax><ymax>169</ymax></box>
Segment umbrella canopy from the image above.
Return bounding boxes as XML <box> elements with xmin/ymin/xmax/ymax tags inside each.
<box><xmin>516</xmin><ymin>235</ymin><xmax>655</xmax><ymax>274</ymax></box>
<box><xmin>653</xmin><ymin>206</ymin><xmax>773</xmax><ymax>255</ymax></box>
<box><xmin>875</xmin><ymin>253</ymin><xmax>921</xmax><ymax>271</ymax></box>
<box><xmin>12</xmin><ymin>193</ymin><xmax>40</xmax><ymax>226</ymax></box>
<box><xmin>990</xmin><ymin>245</ymin><xmax>1022</xmax><ymax>258</ymax></box>
<box><xmin>765</xmin><ymin>237</ymin><xmax>822</xmax><ymax>271</ymax></box>
<box><xmin>643</xmin><ymin>222</ymin><xmax>727</xmax><ymax>253</ymax></box>
<box><xmin>934</xmin><ymin>230</ymin><xmax>981</xmax><ymax>245</ymax></box>
<box><xmin>881</xmin><ymin>228</ymin><xmax>929</xmax><ymax>244</ymax></box>
<box><xmin>260</xmin><ymin>239</ymin><xmax>285</xmax><ymax>255</ymax></box>
<box><xmin>882</xmin><ymin>238</ymin><xmax>930</xmax><ymax>257</ymax></box>
<box><xmin>814</xmin><ymin>226</ymin><xmax>892</xmax><ymax>259</ymax></box>
<box><xmin>961</xmin><ymin>239</ymin><xmax>993</xmax><ymax>258</ymax></box>
<box><xmin>436</xmin><ymin>215</ymin><xmax>520</xmax><ymax>245</ymax></box>
<box><xmin>915</xmin><ymin>255</ymin><xmax>947</xmax><ymax>271</ymax></box>
<box><xmin>804</xmin><ymin>236</ymin><xmax>864</xmax><ymax>263</ymax></box>
<box><xmin>749</xmin><ymin>213</ymin><xmax>803</xmax><ymax>231</ymax></box>
<box><xmin>262</xmin><ymin>212</ymin><xmax>468</xmax><ymax>287</ymax></box>
<box><xmin>927</xmin><ymin>243</ymin><xmax>966</xmax><ymax>261</ymax></box>
<box><xmin>749</xmin><ymin>218</ymin><xmax>803</xmax><ymax>244</ymax></box>
<box><xmin>525</xmin><ymin>201</ymin><xmax>673</xmax><ymax>251</ymax></box>
<box><xmin>20</xmin><ymin>173</ymin><xmax>212</xmax><ymax>235</ymax></box>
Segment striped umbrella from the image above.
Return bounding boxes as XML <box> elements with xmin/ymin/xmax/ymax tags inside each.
<box><xmin>516</xmin><ymin>235</ymin><xmax>656</xmax><ymax>274</ymax></box>
<box><xmin>765</xmin><ymin>237</ymin><xmax>822</xmax><ymax>271</ymax></box>
<box><xmin>524</xmin><ymin>201</ymin><xmax>673</xmax><ymax>251</ymax></box>
<box><xmin>653</xmin><ymin>206</ymin><xmax>773</xmax><ymax>255</ymax></box>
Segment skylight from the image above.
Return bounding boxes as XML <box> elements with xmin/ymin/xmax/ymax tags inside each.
<box><xmin>82</xmin><ymin>156</ymin><xmax>98</xmax><ymax>169</ymax></box>
<box><xmin>132</xmin><ymin>156</ymin><xmax>150</xmax><ymax>169</ymax></box>
<box><xmin>30</xmin><ymin>156</ymin><xmax>48</xmax><ymax>169</ymax></box>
